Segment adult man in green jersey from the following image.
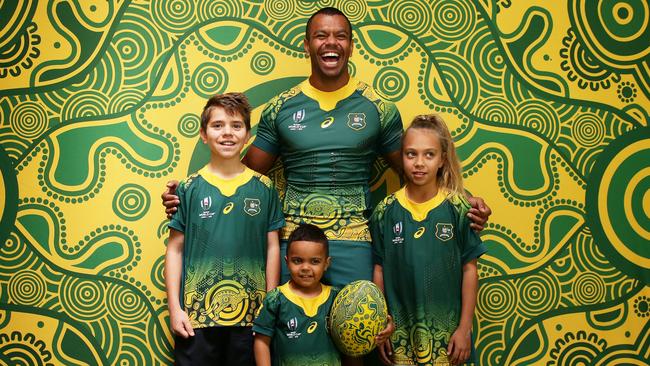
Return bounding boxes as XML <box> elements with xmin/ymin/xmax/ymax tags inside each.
<box><xmin>163</xmin><ymin>7</ymin><xmax>491</xmax><ymax>287</ymax></box>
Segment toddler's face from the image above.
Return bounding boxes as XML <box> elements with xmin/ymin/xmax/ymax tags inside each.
<box><xmin>286</xmin><ymin>240</ymin><xmax>330</xmax><ymax>291</ymax></box>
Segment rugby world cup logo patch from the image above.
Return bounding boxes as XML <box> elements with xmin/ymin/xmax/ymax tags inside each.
<box><xmin>199</xmin><ymin>196</ymin><xmax>215</xmax><ymax>219</ymax></box>
<box><xmin>243</xmin><ymin>198</ymin><xmax>261</xmax><ymax>216</ymax></box>
<box><xmin>436</xmin><ymin>223</ymin><xmax>454</xmax><ymax>241</ymax></box>
<box><xmin>289</xmin><ymin>109</ymin><xmax>307</xmax><ymax>131</ymax></box>
<box><xmin>392</xmin><ymin>221</ymin><xmax>404</xmax><ymax>244</ymax></box>
<box><xmin>286</xmin><ymin>317</ymin><xmax>301</xmax><ymax>339</ymax></box>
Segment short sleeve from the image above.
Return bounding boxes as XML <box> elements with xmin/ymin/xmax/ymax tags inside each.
<box><xmin>378</xmin><ymin>101</ymin><xmax>403</xmax><ymax>155</ymax></box>
<box><xmin>253</xmin><ymin>289</ymin><xmax>281</xmax><ymax>337</ymax></box>
<box><xmin>370</xmin><ymin>201</ymin><xmax>387</xmax><ymax>266</ymax></box>
<box><xmin>452</xmin><ymin>196</ymin><xmax>487</xmax><ymax>264</ymax></box>
<box><xmin>168</xmin><ymin>180</ymin><xmax>188</xmax><ymax>233</ymax></box>
<box><xmin>267</xmin><ymin>185</ymin><xmax>285</xmax><ymax>232</ymax></box>
<box><xmin>252</xmin><ymin>103</ymin><xmax>281</xmax><ymax>155</ymax></box>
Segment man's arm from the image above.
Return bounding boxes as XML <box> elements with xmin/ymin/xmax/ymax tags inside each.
<box><xmin>382</xmin><ymin>150</ymin><xmax>403</xmax><ymax>177</ymax></box>
<box><xmin>243</xmin><ymin>145</ymin><xmax>277</xmax><ymax>175</ymax></box>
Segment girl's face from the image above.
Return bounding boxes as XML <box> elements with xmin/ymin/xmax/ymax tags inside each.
<box><xmin>402</xmin><ymin>128</ymin><xmax>445</xmax><ymax>189</ymax></box>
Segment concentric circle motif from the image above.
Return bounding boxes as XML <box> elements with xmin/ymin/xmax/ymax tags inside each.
<box><xmin>572</xmin><ymin>272</ymin><xmax>606</xmax><ymax>305</ymax></box>
<box><xmin>547</xmin><ymin>331</ymin><xmax>607</xmax><ymax>366</ymax></box>
<box><xmin>204</xmin><ymin>280</ymin><xmax>249</xmax><ymax>326</ymax></box>
<box><xmin>297</xmin><ymin>194</ymin><xmax>342</xmax><ymax>228</ymax></box>
<box><xmin>516</xmin><ymin>271</ymin><xmax>561</xmax><ymax>318</ymax></box>
<box><xmin>8</xmin><ymin>270</ymin><xmax>46</xmax><ymax>307</ymax></box>
<box><xmin>198</xmin><ymin>0</ymin><xmax>242</xmax><ymax>22</ymax></box>
<box><xmin>178</xmin><ymin>113</ymin><xmax>201</xmax><ymax>138</ymax></box>
<box><xmin>373</xmin><ymin>67</ymin><xmax>409</xmax><ymax>101</ymax></box>
<box><xmin>151</xmin><ymin>0</ymin><xmax>196</xmax><ymax>33</ymax></box>
<box><xmin>59</xmin><ymin>276</ymin><xmax>107</xmax><ymax>321</ymax></box>
<box><xmin>431</xmin><ymin>0</ymin><xmax>476</xmax><ymax>41</ymax></box>
<box><xmin>516</xmin><ymin>100</ymin><xmax>560</xmax><ymax>141</ymax></box>
<box><xmin>0</xmin><ymin>331</ymin><xmax>53</xmax><ymax>365</ymax></box>
<box><xmin>106</xmin><ymin>284</ymin><xmax>148</xmax><ymax>323</ymax></box>
<box><xmin>477</xmin><ymin>281</ymin><xmax>517</xmax><ymax>321</ymax></box>
<box><xmin>10</xmin><ymin>102</ymin><xmax>48</xmax><ymax>139</ymax></box>
<box><xmin>264</xmin><ymin>0</ymin><xmax>294</xmax><ymax>22</ymax></box>
<box><xmin>572</xmin><ymin>113</ymin><xmax>606</xmax><ymax>147</ymax></box>
<box><xmin>586</xmin><ymin>128</ymin><xmax>650</xmax><ymax>283</ymax></box>
<box><xmin>192</xmin><ymin>63</ymin><xmax>228</xmax><ymax>99</ymax></box>
<box><xmin>388</xmin><ymin>0</ymin><xmax>432</xmax><ymax>36</ymax></box>
<box><xmin>335</xmin><ymin>0</ymin><xmax>367</xmax><ymax>23</ymax></box>
<box><xmin>112</xmin><ymin>184</ymin><xmax>150</xmax><ymax>221</ymax></box>
<box><xmin>250</xmin><ymin>52</ymin><xmax>275</xmax><ymax>75</ymax></box>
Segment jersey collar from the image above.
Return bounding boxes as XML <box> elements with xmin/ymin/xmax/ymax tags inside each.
<box><xmin>395</xmin><ymin>187</ymin><xmax>448</xmax><ymax>222</ymax></box>
<box><xmin>279</xmin><ymin>282</ymin><xmax>332</xmax><ymax>317</ymax></box>
<box><xmin>199</xmin><ymin>165</ymin><xmax>255</xmax><ymax>197</ymax></box>
<box><xmin>299</xmin><ymin>77</ymin><xmax>359</xmax><ymax>112</ymax></box>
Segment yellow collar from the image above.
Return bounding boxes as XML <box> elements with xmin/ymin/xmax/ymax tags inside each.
<box><xmin>299</xmin><ymin>77</ymin><xmax>358</xmax><ymax>111</ymax></box>
<box><xmin>278</xmin><ymin>282</ymin><xmax>332</xmax><ymax>317</ymax></box>
<box><xmin>395</xmin><ymin>187</ymin><xmax>448</xmax><ymax>222</ymax></box>
<box><xmin>198</xmin><ymin>165</ymin><xmax>254</xmax><ymax>197</ymax></box>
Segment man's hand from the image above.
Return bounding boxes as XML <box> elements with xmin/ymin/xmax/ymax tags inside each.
<box><xmin>376</xmin><ymin>315</ymin><xmax>394</xmax><ymax>365</ymax></box>
<box><xmin>162</xmin><ymin>180</ymin><xmax>180</xmax><ymax>219</ymax></box>
<box><xmin>467</xmin><ymin>196</ymin><xmax>491</xmax><ymax>232</ymax></box>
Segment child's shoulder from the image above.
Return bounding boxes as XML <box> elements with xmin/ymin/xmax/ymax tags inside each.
<box><xmin>179</xmin><ymin>171</ymin><xmax>202</xmax><ymax>190</ymax></box>
<box><xmin>447</xmin><ymin>193</ymin><xmax>472</xmax><ymax>217</ymax></box>
<box><xmin>250</xmin><ymin>170</ymin><xmax>274</xmax><ymax>190</ymax></box>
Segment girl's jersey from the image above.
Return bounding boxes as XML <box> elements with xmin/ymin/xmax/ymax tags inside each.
<box><xmin>168</xmin><ymin>166</ymin><xmax>285</xmax><ymax>328</ymax></box>
<box><xmin>371</xmin><ymin>188</ymin><xmax>487</xmax><ymax>366</ymax></box>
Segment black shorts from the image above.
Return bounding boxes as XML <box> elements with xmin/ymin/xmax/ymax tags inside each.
<box><xmin>174</xmin><ymin>326</ymin><xmax>254</xmax><ymax>366</ymax></box>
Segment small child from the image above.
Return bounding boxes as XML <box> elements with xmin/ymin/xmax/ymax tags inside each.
<box><xmin>253</xmin><ymin>223</ymin><xmax>341</xmax><ymax>366</ymax></box>
<box><xmin>165</xmin><ymin>93</ymin><xmax>285</xmax><ymax>366</ymax></box>
<box><xmin>371</xmin><ymin>114</ymin><xmax>487</xmax><ymax>366</ymax></box>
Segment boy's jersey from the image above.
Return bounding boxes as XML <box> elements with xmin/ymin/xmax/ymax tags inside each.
<box><xmin>253</xmin><ymin>283</ymin><xmax>340</xmax><ymax>366</ymax></box>
<box><xmin>168</xmin><ymin>166</ymin><xmax>285</xmax><ymax>328</ymax></box>
<box><xmin>253</xmin><ymin>78</ymin><xmax>403</xmax><ymax>241</ymax></box>
<box><xmin>370</xmin><ymin>188</ymin><xmax>487</xmax><ymax>366</ymax></box>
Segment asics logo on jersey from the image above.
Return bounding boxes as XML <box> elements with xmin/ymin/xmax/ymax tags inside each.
<box><xmin>320</xmin><ymin>116</ymin><xmax>335</xmax><ymax>128</ymax></box>
<box><xmin>347</xmin><ymin>113</ymin><xmax>366</xmax><ymax>130</ymax></box>
<box><xmin>223</xmin><ymin>202</ymin><xmax>234</xmax><ymax>214</ymax></box>
<box><xmin>199</xmin><ymin>196</ymin><xmax>215</xmax><ymax>219</ymax></box>
<box><xmin>436</xmin><ymin>223</ymin><xmax>454</xmax><ymax>241</ymax></box>
<box><xmin>307</xmin><ymin>321</ymin><xmax>318</xmax><ymax>333</ymax></box>
<box><xmin>414</xmin><ymin>226</ymin><xmax>426</xmax><ymax>239</ymax></box>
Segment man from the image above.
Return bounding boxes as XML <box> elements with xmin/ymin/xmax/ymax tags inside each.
<box><xmin>163</xmin><ymin>7</ymin><xmax>491</xmax><ymax>287</ymax></box>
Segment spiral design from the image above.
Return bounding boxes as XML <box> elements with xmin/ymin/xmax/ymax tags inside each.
<box><xmin>151</xmin><ymin>0</ymin><xmax>196</xmax><ymax>33</ymax></box>
<box><xmin>516</xmin><ymin>271</ymin><xmax>561</xmax><ymax>318</ymax></box>
<box><xmin>151</xmin><ymin>255</ymin><xmax>166</xmax><ymax>291</ymax></box>
<box><xmin>112</xmin><ymin>184</ymin><xmax>150</xmax><ymax>221</ymax></box>
<box><xmin>265</xmin><ymin>0</ymin><xmax>294</xmax><ymax>22</ymax></box>
<box><xmin>250</xmin><ymin>52</ymin><xmax>275</xmax><ymax>75</ymax></box>
<box><xmin>516</xmin><ymin>100</ymin><xmax>560</xmax><ymax>141</ymax></box>
<box><xmin>178</xmin><ymin>113</ymin><xmax>201</xmax><ymax>138</ymax></box>
<box><xmin>61</xmin><ymin>90</ymin><xmax>109</xmax><ymax>121</ymax></box>
<box><xmin>388</xmin><ymin>0</ymin><xmax>432</xmax><ymax>36</ymax></box>
<box><xmin>475</xmin><ymin>97</ymin><xmax>517</xmax><ymax>124</ymax></box>
<box><xmin>335</xmin><ymin>0</ymin><xmax>367</xmax><ymax>23</ymax></box>
<box><xmin>572</xmin><ymin>272</ymin><xmax>606</xmax><ymax>305</ymax></box>
<box><xmin>572</xmin><ymin>113</ymin><xmax>605</xmax><ymax>147</ymax></box>
<box><xmin>106</xmin><ymin>284</ymin><xmax>148</xmax><ymax>324</ymax></box>
<box><xmin>108</xmin><ymin>90</ymin><xmax>145</xmax><ymax>114</ymax></box>
<box><xmin>198</xmin><ymin>0</ymin><xmax>242</xmax><ymax>22</ymax></box>
<box><xmin>431</xmin><ymin>0</ymin><xmax>476</xmax><ymax>41</ymax></box>
<box><xmin>10</xmin><ymin>102</ymin><xmax>48</xmax><ymax>139</ymax></box>
<box><xmin>8</xmin><ymin>270</ymin><xmax>46</xmax><ymax>307</ymax></box>
<box><xmin>373</xmin><ymin>67</ymin><xmax>409</xmax><ymax>101</ymax></box>
<box><xmin>192</xmin><ymin>63</ymin><xmax>228</xmax><ymax>99</ymax></box>
<box><xmin>59</xmin><ymin>276</ymin><xmax>107</xmax><ymax>320</ymax></box>
<box><xmin>477</xmin><ymin>280</ymin><xmax>517</xmax><ymax>321</ymax></box>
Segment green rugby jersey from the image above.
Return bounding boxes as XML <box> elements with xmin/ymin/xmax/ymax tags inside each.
<box><xmin>371</xmin><ymin>188</ymin><xmax>487</xmax><ymax>366</ymax></box>
<box><xmin>253</xmin><ymin>78</ymin><xmax>403</xmax><ymax>241</ymax></box>
<box><xmin>168</xmin><ymin>166</ymin><xmax>284</xmax><ymax>328</ymax></box>
<box><xmin>253</xmin><ymin>283</ymin><xmax>340</xmax><ymax>366</ymax></box>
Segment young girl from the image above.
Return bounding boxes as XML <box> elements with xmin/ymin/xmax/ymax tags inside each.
<box><xmin>371</xmin><ymin>114</ymin><xmax>487</xmax><ymax>366</ymax></box>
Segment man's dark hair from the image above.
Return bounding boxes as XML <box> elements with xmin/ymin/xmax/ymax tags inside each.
<box><xmin>200</xmin><ymin>92</ymin><xmax>251</xmax><ymax>131</ymax></box>
<box><xmin>287</xmin><ymin>223</ymin><xmax>329</xmax><ymax>256</ymax></box>
<box><xmin>305</xmin><ymin>7</ymin><xmax>352</xmax><ymax>40</ymax></box>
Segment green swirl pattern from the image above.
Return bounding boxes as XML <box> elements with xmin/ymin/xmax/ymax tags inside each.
<box><xmin>0</xmin><ymin>1</ymin><xmax>648</xmax><ymax>364</ymax></box>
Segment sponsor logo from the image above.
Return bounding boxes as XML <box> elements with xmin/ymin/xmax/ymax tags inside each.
<box><xmin>289</xmin><ymin>109</ymin><xmax>307</xmax><ymax>131</ymax></box>
<box><xmin>222</xmin><ymin>202</ymin><xmax>234</xmax><ymax>214</ymax></box>
<box><xmin>199</xmin><ymin>196</ymin><xmax>215</xmax><ymax>219</ymax></box>
<box><xmin>414</xmin><ymin>226</ymin><xmax>426</xmax><ymax>239</ymax></box>
<box><xmin>347</xmin><ymin>113</ymin><xmax>366</xmax><ymax>130</ymax></box>
<box><xmin>307</xmin><ymin>321</ymin><xmax>318</xmax><ymax>333</ymax></box>
<box><xmin>286</xmin><ymin>317</ymin><xmax>301</xmax><ymax>339</ymax></box>
<box><xmin>435</xmin><ymin>223</ymin><xmax>454</xmax><ymax>241</ymax></box>
<box><xmin>392</xmin><ymin>221</ymin><xmax>404</xmax><ymax>244</ymax></box>
<box><xmin>243</xmin><ymin>198</ymin><xmax>261</xmax><ymax>216</ymax></box>
<box><xmin>320</xmin><ymin>116</ymin><xmax>335</xmax><ymax>128</ymax></box>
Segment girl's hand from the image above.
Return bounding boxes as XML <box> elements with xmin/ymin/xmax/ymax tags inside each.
<box><xmin>447</xmin><ymin>326</ymin><xmax>471</xmax><ymax>365</ymax></box>
<box><xmin>169</xmin><ymin>308</ymin><xmax>194</xmax><ymax>338</ymax></box>
<box><xmin>375</xmin><ymin>315</ymin><xmax>394</xmax><ymax>365</ymax></box>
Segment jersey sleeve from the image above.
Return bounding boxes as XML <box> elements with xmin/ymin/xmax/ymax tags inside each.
<box><xmin>253</xmin><ymin>288</ymin><xmax>281</xmax><ymax>337</ymax></box>
<box><xmin>168</xmin><ymin>179</ymin><xmax>189</xmax><ymax>233</ymax></box>
<box><xmin>370</xmin><ymin>199</ymin><xmax>388</xmax><ymax>266</ymax></box>
<box><xmin>252</xmin><ymin>102</ymin><xmax>281</xmax><ymax>155</ymax></box>
<box><xmin>451</xmin><ymin>195</ymin><xmax>488</xmax><ymax>264</ymax></box>
<box><xmin>378</xmin><ymin>101</ymin><xmax>403</xmax><ymax>155</ymax></box>
<box><xmin>267</xmin><ymin>185</ymin><xmax>285</xmax><ymax>232</ymax></box>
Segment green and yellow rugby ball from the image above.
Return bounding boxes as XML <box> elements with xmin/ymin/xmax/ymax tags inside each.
<box><xmin>328</xmin><ymin>280</ymin><xmax>388</xmax><ymax>356</ymax></box>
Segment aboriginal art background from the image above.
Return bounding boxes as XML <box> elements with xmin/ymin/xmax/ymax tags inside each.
<box><xmin>0</xmin><ymin>0</ymin><xmax>648</xmax><ymax>364</ymax></box>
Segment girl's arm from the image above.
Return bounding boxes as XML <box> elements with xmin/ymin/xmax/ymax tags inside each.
<box><xmin>265</xmin><ymin>230</ymin><xmax>280</xmax><ymax>291</ymax></box>
<box><xmin>165</xmin><ymin>229</ymin><xmax>194</xmax><ymax>338</ymax></box>
<box><xmin>254</xmin><ymin>334</ymin><xmax>272</xmax><ymax>366</ymax></box>
<box><xmin>447</xmin><ymin>258</ymin><xmax>478</xmax><ymax>365</ymax></box>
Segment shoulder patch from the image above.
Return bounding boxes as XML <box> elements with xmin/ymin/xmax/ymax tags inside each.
<box><xmin>374</xmin><ymin>193</ymin><xmax>397</xmax><ymax>222</ymax></box>
<box><xmin>181</xmin><ymin>171</ymin><xmax>200</xmax><ymax>189</ymax></box>
<box><xmin>263</xmin><ymin>85</ymin><xmax>302</xmax><ymax>122</ymax></box>
<box><xmin>254</xmin><ymin>172</ymin><xmax>274</xmax><ymax>189</ymax></box>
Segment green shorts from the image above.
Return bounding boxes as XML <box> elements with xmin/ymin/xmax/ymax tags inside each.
<box><xmin>280</xmin><ymin>240</ymin><xmax>373</xmax><ymax>287</ymax></box>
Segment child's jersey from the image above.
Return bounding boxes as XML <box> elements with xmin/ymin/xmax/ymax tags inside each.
<box><xmin>253</xmin><ymin>283</ymin><xmax>341</xmax><ymax>366</ymax></box>
<box><xmin>371</xmin><ymin>188</ymin><xmax>487</xmax><ymax>366</ymax></box>
<box><xmin>252</xmin><ymin>77</ymin><xmax>403</xmax><ymax>242</ymax></box>
<box><xmin>168</xmin><ymin>166</ymin><xmax>284</xmax><ymax>328</ymax></box>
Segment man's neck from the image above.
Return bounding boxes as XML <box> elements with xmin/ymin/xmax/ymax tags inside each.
<box><xmin>308</xmin><ymin>72</ymin><xmax>350</xmax><ymax>92</ymax></box>
<box><xmin>205</xmin><ymin>156</ymin><xmax>246</xmax><ymax>179</ymax></box>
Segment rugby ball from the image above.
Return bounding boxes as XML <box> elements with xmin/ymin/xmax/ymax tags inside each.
<box><xmin>328</xmin><ymin>280</ymin><xmax>388</xmax><ymax>356</ymax></box>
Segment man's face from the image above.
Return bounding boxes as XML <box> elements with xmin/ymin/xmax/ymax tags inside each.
<box><xmin>304</xmin><ymin>14</ymin><xmax>353</xmax><ymax>81</ymax></box>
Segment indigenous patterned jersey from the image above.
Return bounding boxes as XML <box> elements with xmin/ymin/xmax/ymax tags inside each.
<box><xmin>168</xmin><ymin>166</ymin><xmax>284</xmax><ymax>328</ymax></box>
<box><xmin>253</xmin><ymin>283</ymin><xmax>341</xmax><ymax>366</ymax></box>
<box><xmin>253</xmin><ymin>78</ymin><xmax>403</xmax><ymax>241</ymax></box>
<box><xmin>371</xmin><ymin>188</ymin><xmax>487</xmax><ymax>366</ymax></box>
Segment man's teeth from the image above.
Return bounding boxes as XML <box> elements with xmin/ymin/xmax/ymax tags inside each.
<box><xmin>323</xmin><ymin>52</ymin><xmax>339</xmax><ymax>58</ymax></box>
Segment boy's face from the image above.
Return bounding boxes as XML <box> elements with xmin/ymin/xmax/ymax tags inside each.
<box><xmin>285</xmin><ymin>240</ymin><xmax>330</xmax><ymax>291</ymax></box>
<box><xmin>200</xmin><ymin>107</ymin><xmax>249</xmax><ymax>159</ymax></box>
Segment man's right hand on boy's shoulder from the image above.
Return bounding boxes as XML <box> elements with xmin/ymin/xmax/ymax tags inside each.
<box><xmin>162</xmin><ymin>180</ymin><xmax>180</xmax><ymax>219</ymax></box>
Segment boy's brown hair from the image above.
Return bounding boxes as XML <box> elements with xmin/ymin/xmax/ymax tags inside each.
<box><xmin>200</xmin><ymin>92</ymin><xmax>252</xmax><ymax>131</ymax></box>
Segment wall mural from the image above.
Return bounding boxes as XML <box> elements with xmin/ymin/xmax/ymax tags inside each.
<box><xmin>0</xmin><ymin>0</ymin><xmax>648</xmax><ymax>364</ymax></box>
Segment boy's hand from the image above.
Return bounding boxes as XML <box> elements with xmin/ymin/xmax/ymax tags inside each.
<box><xmin>162</xmin><ymin>180</ymin><xmax>180</xmax><ymax>219</ymax></box>
<box><xmin>375</xmin><ymin>315</ymin><xmax>394</xmax><ymax>365</ymax></box>
<box><xmin>467</xmin><ymin>196</ymin><xmax>491</xmax><ymax>232</ymax></box>
<box><xmin>447</xmin><ymin>326</ymin><xmax>471</xmax><ymax>365</ymax></box>
<box><xmin>170</xmin><ymin>308</ymin><xmax>194</xmax><ymax>338</ymax></box>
